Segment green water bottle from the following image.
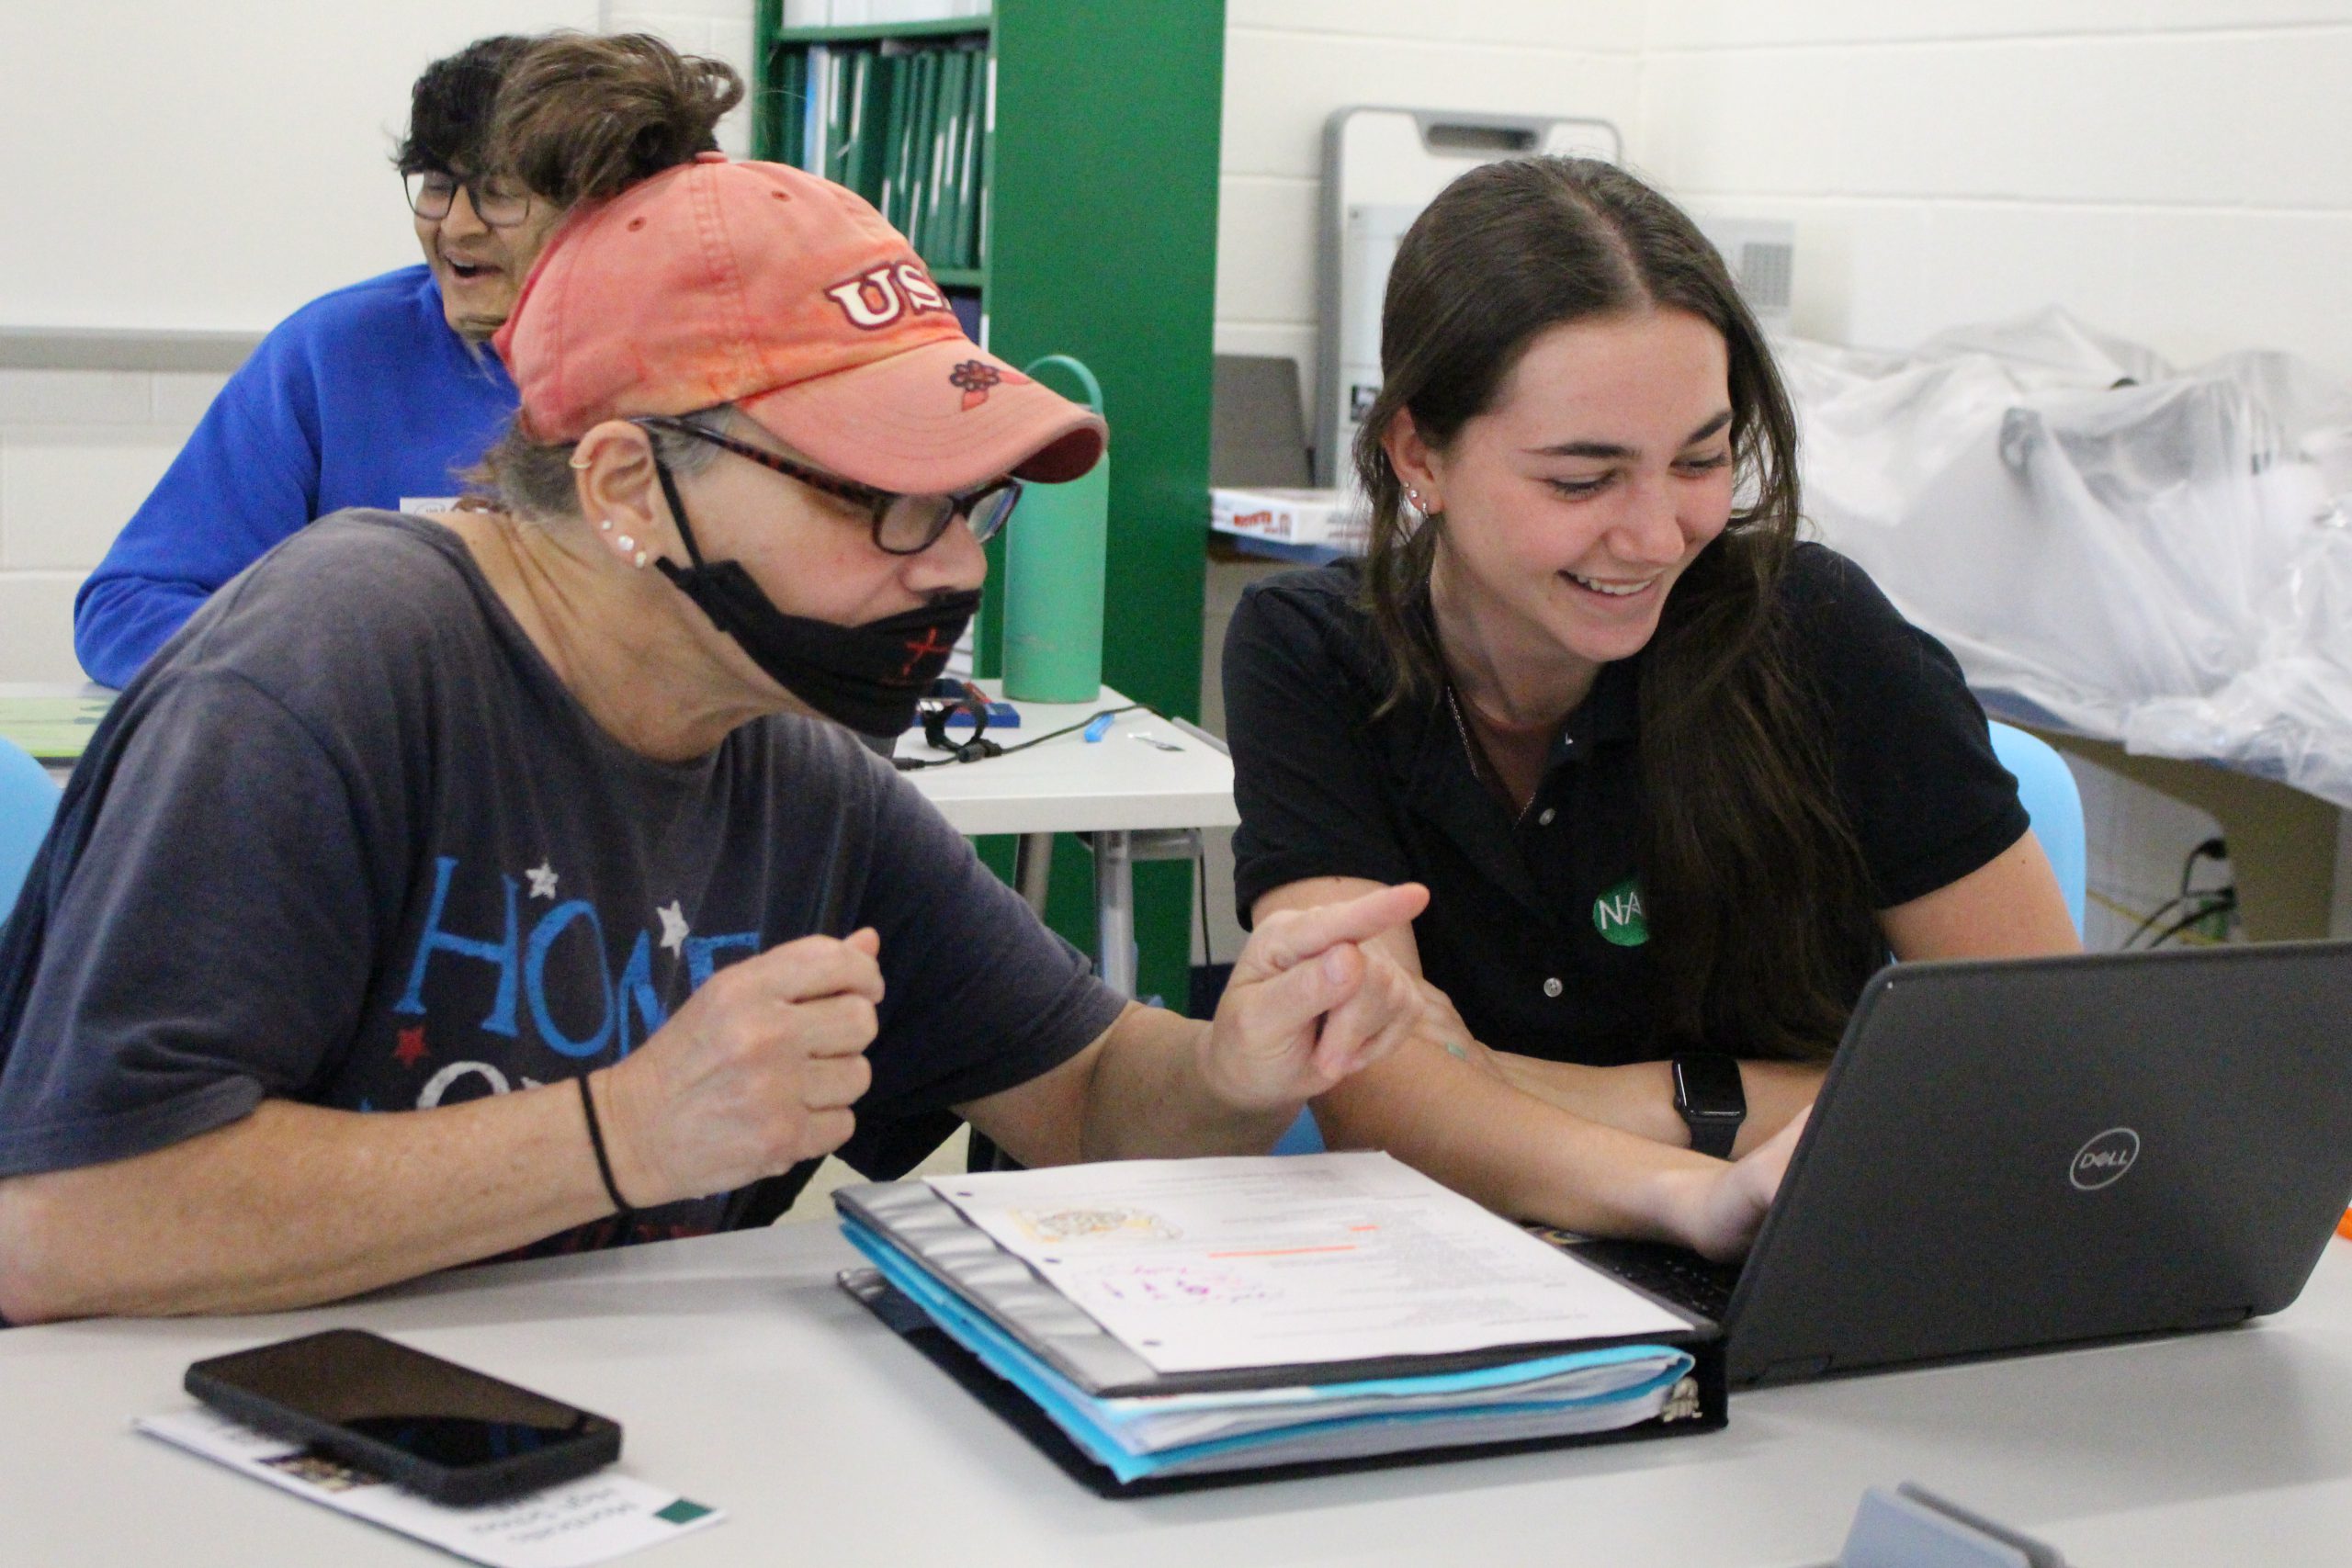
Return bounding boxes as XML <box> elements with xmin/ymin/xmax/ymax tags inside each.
<box><xmin>1002</xmin><ymin>355</ymin><xmax>1109</xmax><ymax>703</ymax></box>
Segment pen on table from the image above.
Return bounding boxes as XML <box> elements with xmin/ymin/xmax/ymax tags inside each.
<box><xmin>1082</xmin><ymin>713</ymin><xmax>1115</xmax><ymax>742</ymax></box>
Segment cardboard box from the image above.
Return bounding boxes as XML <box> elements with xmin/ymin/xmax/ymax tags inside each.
<box><xmin>1209</xmin><ymin>487</ymin><xmax>1369</xmax><ymax>552</ymax></box>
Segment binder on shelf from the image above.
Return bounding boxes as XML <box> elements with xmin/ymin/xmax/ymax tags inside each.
<box><xmin>768</xmin><ymin>27</ymin><xmax>989</xmax><ymax>277</ymax></box>
<box><xmin>856</xmin><ymin>51</ymin><xmax>894</xmax><ymax>197</ymax></box>
<box><xmin>952</xmin><ymin>51</ymin><xmax>982</xmax><ymax>268</ymax></box>
<box><xmin>911</xmin><ymin>50</ymin><xmax>943</xmax><ymax>257</ymax></box>
<box><xmin>926</xmin><ymin>46</ymin><xmax>954</xmax><ymax>264</ymax></box>
<box><xmin>877</xmin><ymin>51</ymin><xmax>912</xmax><ymax>229</ymax></box>
<box><xmin>833</xmin><ymin>1154</ymin><xmax>1725</xmax><ymax>1495</ymax></box>
<box><xmin>768</xmin><ymin>49</ymin><xmax>808</xmax><ymax>168</ymax></box>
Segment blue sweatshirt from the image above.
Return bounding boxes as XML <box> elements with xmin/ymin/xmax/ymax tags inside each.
<box><xmin>74</xmin><ymin>265</ymin><xmax>517</xmax><ymax>687</ymax></box>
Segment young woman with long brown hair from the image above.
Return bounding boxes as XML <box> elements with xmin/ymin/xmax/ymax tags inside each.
<box><xmin>1224</xmin><ymin>157</ymin><xmax>2079</xmax><ymax>1260</ymax></box>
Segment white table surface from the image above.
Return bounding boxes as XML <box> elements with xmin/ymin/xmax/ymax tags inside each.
<box><xmin>894</xmin><ymin>685</ymin><xmax>1238</xmax><ymax>839</ymax></box>
<box><xmin>2</xmin><ymin>682</ymin><xmax>1239</xmax><ymax>838</ymax></box>
<box><xmin>6</xmin><ymin>1224</ymin><xmax>2348</xmax><ymax>1568</ymax></box>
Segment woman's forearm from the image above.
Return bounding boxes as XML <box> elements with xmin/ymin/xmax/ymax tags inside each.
<box><xmin>1315</xmin><ymin>1042</ymin><xmax>1724</xmax><ymax>1244</ymax></box>
<box><xmin>1495</xmin><ymin>1053</ymin><xmax>1824</xmax><ymax>1156</ymax></box>
<box><xmin>0</xmin><ymin>1087</ymin><xmax>619</xmax><ymax>1323</ymax></box>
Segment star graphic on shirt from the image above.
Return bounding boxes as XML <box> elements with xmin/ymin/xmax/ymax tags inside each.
<box><xmin>393</xmin><ymin>1027</ymin><xmax>430</xmax><ymax>1069</ymax></box>
<box><xmin>658</xmin><ymin>900</ymin><xmax>691</xmax><ymax>953</ymax></box>
<box><xmin>526</xmin><ymin>862</ymin><xmax>560</xmax><ymax>900</ymax></box>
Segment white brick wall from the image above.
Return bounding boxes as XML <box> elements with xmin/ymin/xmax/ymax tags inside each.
<box><xmin>1217</xmin><ymin>1</ymin><xmax>1647</xmax><ymax>412</ymax></box>
<box><xmin>11</xmin><ymin>3</ymin><xmax>2352</xmax><ymax>683</ymax></box>
<box><xmin>0</xmin><ymin>371</ymin><xmax>226</xmax><ymax>682</ymax></box>
<box><xmin>1636</xmin><ymin>4</ymin><xmax>2352</xmax><ymax>373</ymax></box>
<box><xmin>600</xmin><ymin>0</ymin><xmax>760</xmax><ymax>157</ymax></box>
<box><xmin>0</xmin><ymin>7</ymin><xmax>754</xmax><ymax>687</ymax></box>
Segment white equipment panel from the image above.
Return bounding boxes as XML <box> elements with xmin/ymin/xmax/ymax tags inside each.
<box><xmin>1314</xmin><ymin>108</ymin><xmax>1622</xmax><ymax>486</ymax></box>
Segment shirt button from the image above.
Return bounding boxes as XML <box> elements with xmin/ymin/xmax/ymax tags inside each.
<box><xmin>1543</xmin><ymin>976</ymin><xmax>1564</xmax><ymax>998</ymax></box>
<box><xmin>1537</xmin><ymin>807</ymin><xmax>1556</xmax><ymax>826</ymax></box>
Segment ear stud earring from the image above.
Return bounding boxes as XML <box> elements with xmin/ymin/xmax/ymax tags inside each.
<box><xmin>598</xmin><ymin>519</ymin><xmax>613</xmax><ymax>532</ymax></box>
<box><xmin>633</xmin><ymin>550</ymin><xmax>649</xmax><ymax>568</ymax></box>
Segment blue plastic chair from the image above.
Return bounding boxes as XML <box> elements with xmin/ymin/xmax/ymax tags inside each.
<box><xmin>0</xmin><ymin>737</ymin><xmax>62</xmax><ymax>924</ymax></box>
<box><xmin>1273</xmin><ymin>1108</ymin><xmax>1327</xmax><ymax>1156</ymax></box>
<box><xmin>1985</xmin><ymin>721</ymin><xmax>2086</xmax><ymax>938</ymax></box>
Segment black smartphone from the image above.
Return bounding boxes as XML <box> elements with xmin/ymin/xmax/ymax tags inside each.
<box><xmin>186</xmin><ymin>1328</ymin><xmax>621</xmax><ymax>1506</ymax></box>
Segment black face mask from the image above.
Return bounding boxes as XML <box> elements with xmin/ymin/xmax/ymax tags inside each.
<box><xmin>650</xmin><ymin>457</ymin><xmax>979</xmax><ymax>737</ymax></box>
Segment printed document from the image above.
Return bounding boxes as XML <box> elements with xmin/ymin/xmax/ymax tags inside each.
<box><xmin>138</xmin><ymin>1408</ymin><xmax>720</xmax><ymax>1567</ymax></box>
<box><xmin>926</xmin><ymin>1152</ymin><xmax>1688</xmax><ymax>1373</ymax></box>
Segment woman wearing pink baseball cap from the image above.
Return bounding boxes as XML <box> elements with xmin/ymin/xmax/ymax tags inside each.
<box><xmin>477</xmin><ymin>146</ymin><xmax>1107</xmax><ymax>738</ymax></box>
<box><xmin>0</xmin><ymin>101</ymin><xmax>1435</xmax><ymax>1319</ymax></box>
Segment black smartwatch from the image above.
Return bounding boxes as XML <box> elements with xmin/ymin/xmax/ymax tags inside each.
<box><xmin>1671</xmin><ymin>1054</ymin><xmax>1747</xmax><ymax>1158</ymax></box>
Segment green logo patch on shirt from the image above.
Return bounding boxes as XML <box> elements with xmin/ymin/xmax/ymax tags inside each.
<box><xmin>1592</xmin><ymin>876</ymin><xmax>1650</xmax><ymax>946</ymax></box>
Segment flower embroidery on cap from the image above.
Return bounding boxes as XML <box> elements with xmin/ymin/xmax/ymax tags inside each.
<box><xmin>949</xmin><ymin>360</ymin><xmax>1031</xmax><ymax>412</ymax></box>
<box><xmin>950</xmin><ymin>361</ymin><xmax>1001</xmax><ymax>411</ymax></box>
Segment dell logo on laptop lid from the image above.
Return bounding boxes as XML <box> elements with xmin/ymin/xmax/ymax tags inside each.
<box><xmin>2071</xmin><ymin>1128</ymin><xmax>2142</xmax><ymax>1190</ymax></box>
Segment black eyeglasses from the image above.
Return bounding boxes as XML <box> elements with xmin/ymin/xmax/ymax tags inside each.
<box><xmin>402</xmin><ymin>169</ymin><xmax>534</xmax><ymax>229</ymax></box>
<box><xmin>634</xmin><ymin>416</ymin><xmax>1023</xmax><ymax>555</ymax></box>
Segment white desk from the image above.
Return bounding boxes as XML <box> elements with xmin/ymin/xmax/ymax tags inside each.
<box><xmin>0</xmin><ymin>679</ymin><xmax>112</xmax><ymax>784</ymax></box>
<box><xmin>897</xmin><ymin>685</ymin><xmax>1238</xmax><ymax>996</ymax></box>
<box><xmin>1</xmin><ymin>680</ymin><xmax>1238</xmax><ymax>994</ymax></box>
<box><xmin>6</xmin><ymin>1224</ymin><xmax>2348</xmax><ymax>1567</ymax></box>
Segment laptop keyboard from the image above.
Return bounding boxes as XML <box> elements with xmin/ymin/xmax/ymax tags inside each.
<box><xmin>1555</xmin><ymin>1237</ymin><xmax>1741</xmax><ymax>1322</ymax></box>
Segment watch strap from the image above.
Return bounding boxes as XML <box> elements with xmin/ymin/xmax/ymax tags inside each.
<box><xmin>1672</xmin><ymin>1053</ymin><xmax>1747</xmax><ymax>1159</ymax></box>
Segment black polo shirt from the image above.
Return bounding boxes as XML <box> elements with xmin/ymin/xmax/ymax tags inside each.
<box><xmin>1223</xmin><ymin>544</ymin><xmax>2029</xmax><ymax>1066</ymax></box>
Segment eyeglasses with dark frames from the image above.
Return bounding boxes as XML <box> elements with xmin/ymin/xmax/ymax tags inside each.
<box><xmin>632</xmin><ymin>416</ymin><xmax>1023</xmax><ymax>556</ymax></box>
<box><xmin>402</xmin><ymin>169</ymin><xmax>535</xmax><ymax>230</ymax></box>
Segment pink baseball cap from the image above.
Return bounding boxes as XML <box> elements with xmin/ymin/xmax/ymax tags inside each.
<box><xmin>494</xmin><ymin>152</ymin><xmax>1105</xmax><ymax>492</ymax></box>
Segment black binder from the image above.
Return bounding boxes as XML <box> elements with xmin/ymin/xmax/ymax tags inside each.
<box><xmin>834</xmin><ymin>1170</ymin><xmax>1728</xmax><ymax>1496</ymax></box>
<box><xmin>842</xmin><ymin>1268</ymin><xmax>1725</xmax><ymax>1496</ymax></box>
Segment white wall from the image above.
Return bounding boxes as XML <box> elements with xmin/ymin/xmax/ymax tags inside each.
<box><xmin>0</xmin><ymin>3</ymin><xmax>749</xmax><ymax>686</ymax></box>
<box><xmin>599</xmin><ymin>0</ymin><xmax>760</xmax><ymax>157</ymax></box>
<box><xmin>1635</xmin><ymin>1</ymin><xmax>2352</xmax><ymax>376</ymax></box>
<box><xmin>0</xmin><ymin>369</ymin><xmax>232</xmax><ymax>682</ymax></box>
<box><xmin>3</xmin><ymin>2</ymin><xmax>600</xmax><ymax>333</ymax></box>
<box><xmin>10</xmin><ymin>2</ymin><xmax>2352</xmax><ymax>685</ymax></box>
<box><xmin>1215</xmin><ymin>0</ymin><xmax>1646</xmax><ymax>419</ymax></box>
<box><xmin>1216</xmin><ymin>1</ymin><xmax>2352</xmax><ymax>395</ymax></box>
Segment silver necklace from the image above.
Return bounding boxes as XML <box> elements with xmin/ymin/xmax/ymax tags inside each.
<box><xmin>1444</xmin><ymin>682</ymin><xmax>1537</xmax><ymax>825</ymax></box>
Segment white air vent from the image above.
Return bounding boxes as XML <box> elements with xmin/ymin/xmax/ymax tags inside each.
<box><xmin>1694</xmin><ymin>218</ymin><xmax>1796</xmax><ymax>329</ymax></box>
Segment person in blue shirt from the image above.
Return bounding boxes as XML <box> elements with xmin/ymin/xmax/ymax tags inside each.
<box><xmin>73</xmin><ymin>35</ymin><xmax>606</xmax><ymax>687</ymax></box>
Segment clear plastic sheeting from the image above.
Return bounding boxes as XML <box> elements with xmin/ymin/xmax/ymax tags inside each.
<box><xmin>1781</xmin><ymin>309</ymin><xmax>2352</xmax><ymax>807</ymax></box>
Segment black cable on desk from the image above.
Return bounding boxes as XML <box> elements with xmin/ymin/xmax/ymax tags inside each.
<box><xmin>892</xmin><ymin>703</ymin><xmax>1146</xmax><ymax>771</ymax></box>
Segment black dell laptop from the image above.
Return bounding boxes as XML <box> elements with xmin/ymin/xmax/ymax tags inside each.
<box><xmin>1570</xmin><ymin>941</ymin><xmax>2352</xmax><ymax>1388</ymax></box>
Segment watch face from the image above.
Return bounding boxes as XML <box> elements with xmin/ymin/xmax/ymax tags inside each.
<box><xmin>1674</xmin><ymin>1055</ymin><xmax>1746</xmax><ymax>1117</ymax></box>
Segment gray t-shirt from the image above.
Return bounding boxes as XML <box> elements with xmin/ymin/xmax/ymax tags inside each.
<box><xmin>0</xmin><ymin>511</ymin><xmax>1123</xmax><ymax>1253</ymax></box>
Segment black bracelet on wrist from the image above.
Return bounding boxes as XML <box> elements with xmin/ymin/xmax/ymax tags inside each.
<box><xmin>576</xmin><ymin>1073</ymin><xmax>636</xmax><ymax>1221</ymax></box>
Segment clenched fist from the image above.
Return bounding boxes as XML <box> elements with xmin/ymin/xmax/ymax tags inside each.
<box><xmin>594</xmin><ymin>929</ymin><xmax>884</xmax><ymax>1207</ymax></box>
